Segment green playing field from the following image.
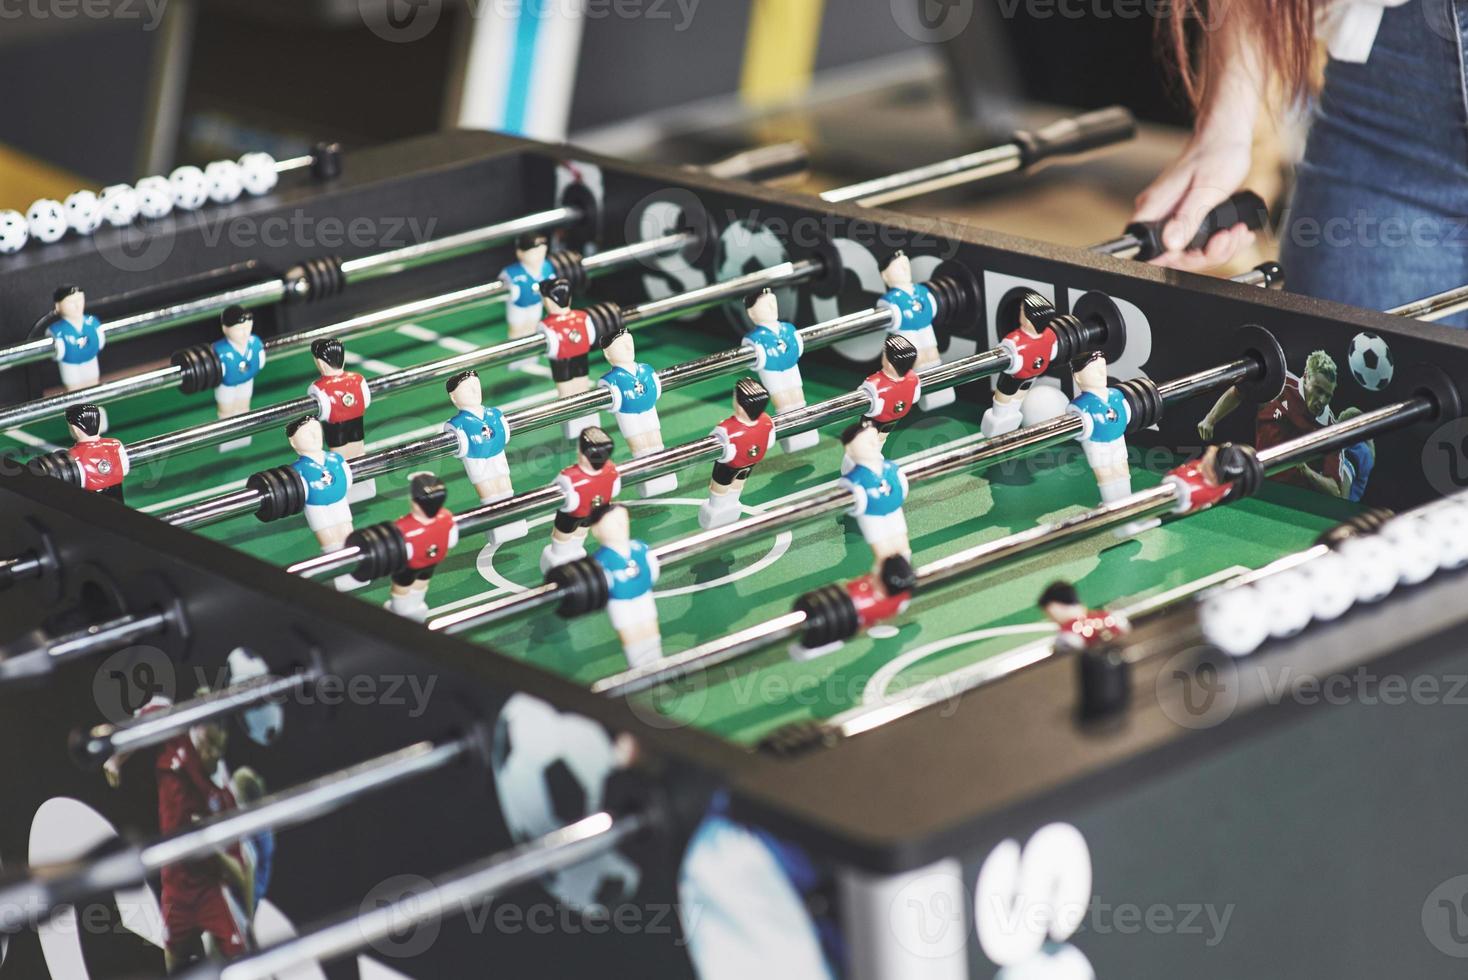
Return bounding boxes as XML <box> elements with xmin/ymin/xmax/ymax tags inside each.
<box><xmin>0</xmin><ymin>301</ymin><xmax>1358</xmax><ymax>747</ymax></box>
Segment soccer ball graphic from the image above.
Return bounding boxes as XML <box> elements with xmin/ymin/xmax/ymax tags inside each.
<box><xmin>64</xmin><ymin>190</ymin><xmax>103</xmax><ymax>235</ymax></box>
<box><xmin>490</xmin><ymin>694</ymin><xmax>640</xmax><ymax>913</ymax></box>
<box><xmin>169</xmin><ymin>166</ymin><xmax>209</xmax><ymax>211</ymax></box>
<box><xmin>239</xmin><ymin>152</ymin><xmax>279</xmax><ymax>196</ymax></box>
<box><xmin>135</xmin><ymin>176</ymin><xmax>174</xmax><ymax>220</ymax></box>
<box><xmin>1348</xmin><ymin>331</ymin><xmax>1394</xmax><ymax>391</ymax></box>
<box><xmin>26</xmin><ymin>199</ymin><xmax>68</xmax><ymax>244</ymax></box>
<box><xmin>205</xmin><ymin>160</ymin><xmax>244</xmax><ymax>204</ymax></box>
<box><xmin>100</xmin><ymin>185</ymin><xmax>140</xmax><ymax>227</ymax></box>
<box><xmin>0</xmin><ymin>210</ymin><xmax>28</xmax><ymax>254</ymax></box>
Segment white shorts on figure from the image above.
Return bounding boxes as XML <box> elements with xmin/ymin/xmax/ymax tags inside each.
<box><xmin>607</xmin><ymin>593</ymin><xmax>657</xmax><ymax>631</ymax></box>
<box><xmin>58</xmin><ymin>359</ymin><xmax>100</xmax><ymax>389</ymax></box>
<box><xmin>304</xmin><ymin>500</ymin><xmax>352</xmax><ymax>533</ymax></box>
<box><xmin>757</xmin><ymin>365</ymin><xmax>803</xmax><ymax>396</ymax></box>
<box><xmin>855</xmin><ymin>509</ymin><xmax>908</xmax><ymax>543</ymax></box>
<box><xmin>1080</xmin><ymin>438</ymin><xmax>1128</xmax><ymax>472</ymax></box>
<box><xmin>215</xmin><ymin>379</ymin><xmax>254</xmax><ymax>409</ymax></box>
<box><xmin>462</xmin><ymin>453</ymin><xmax>511</xmax><ymax>484</ymax></box>
<box><xmin>614</xmin><ymin>407</ymin><xmax>662</xmax><ymax>439</ymax></box>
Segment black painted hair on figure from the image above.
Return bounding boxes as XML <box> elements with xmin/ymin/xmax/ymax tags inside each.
<box><xmin>1071</xmin><ymin>348</ymin><xmax>1106</xmax><ymax>375</ymax></box>
<box><xmin>599</xmin><ymin>325</ymin><xmax>630</xmax><ymax>350</ymax></box>
<box><xmin>744</xmin><ymin>288</ymin><xmax>774</xmax><ymax>310</ymax></box>
<box><xmin>883</xmin><ymin>335</ymin><xmax>918</xmax><ymax>375</ymax></box>
<box><xmin>53</xmin><ymin>284</ymin><xmax>82</xmax><ymax>304</ymax></box>
<box><xmin>1038</xmin><ymin>580</ymin><xmax>1080</xmax><ymax>608</ymax></box>
<box><xmin>880</xmin><ymin>555</ymin><xmax>917</xmax><ymax>594</ymax></box>
<box><xmin>543</xmin><ymin>278</ymin><xmax>573</xmax><ymax>309</ymax></box>
<box><xmin>285</xmin><ymin>415</ymin><xmax>318</xmax><ymax>439</ymax></box>
<box><xmin>221</xmin><ymin>305</ymin><xmax>253</xmax><ymax>328</ymax></box>
<box><xmin>587</xmin><ymin>501</ymin><xmax>627</xmax><ymax>527</ymax></box>
<box><xmin>579</xmin><ymin>426</ymin><xmax>615</xmax><ymax>466</ymax></box>
<box><xmin>1019</xmin><ymin>291</ymin><xmax>1056</xmax><ymax>328</ymax></box>
<box><xmin>310</xmin><ymin>337</ymin><xmax>345</xmax><ymax>369</ymax></box>
<box><xmin>65</xmin><ymin>403</ymin><xmax>102</xmax><ymax>436</ymax></box>
<box><xmin>516</xmin><ymin>232</ymin><xmax>549</xmax><ymax>252</ymax></box>
<box><xmin>840</xmin><ymin>419</ymin><xmax>878</xmax><ymax>445</ymax></box>
<box><xmin>445</xmin><ymin>369</ymin><xmax>479</xmax><ymax>395</ymax></box>
<box><xmin>409</xmin><ymin>472</ymin><xmax>449</xmax><ymax>517</ymax></box>
<box><xmin>734</xmin><ymin>377</ymin><xmax>770</xmax><ymax>417</ymax></box>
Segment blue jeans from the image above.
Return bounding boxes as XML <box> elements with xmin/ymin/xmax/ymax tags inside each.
<box><xmin>1281</xmin><ymin>0</ymin><xmax>1468</xmax><ymax>325</ymax></box>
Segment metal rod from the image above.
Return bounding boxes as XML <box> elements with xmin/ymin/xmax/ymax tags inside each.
<box><xmin>0</xmin><ymin>208</ymin><xmax>580</xmax><ymax>377</ymax></box>
<box><xmin>1256</xmin><ymin>398</ymin><xmax>1431</xmax><ymax>472</ymax></box>
<box><xmin>1388</xmin><ymin>285</ymin><xmax>1468</xmax><ymax>322</ymax></box>
<box><xmin>0</xmin><ymin>231</ymin><xmax>691</xmax><ymax>434</ymax></box>
<box><xmin>71</xmin><ymin>671</ymin><xmax>315</xmax><ymax>766</ymax></box>
<box><xmin>823</xmin><ymin>146</ymin><xmax>1022</xmax><ymax>207</ymax></box>
<box><xmin>200</xmin><ymin>812</ymin><xmax>641</xmax><ymax>980</ymax></box>
<box><xmin>0</xmin><ymin>553</ymin><xmax>44</xmax><ymax>590</ymax></box>
<box><xmin>160</xmin><ymin>257</ymin><xmax>830</xmax><ymax>530</ymax></box>
<box><xmin>141</xmin><ymin>740</ymin><xmax>467</xmax><ymax>870</ymax></box>
<box><xmin>0</xmin><ymin>610</ymin><xmax>171</xmax><ymax>684</ymax></box>
<box><xmin>289</xmin><ymin>337</ymin><xmax>1008</xmax><ymax>582</ymax></box>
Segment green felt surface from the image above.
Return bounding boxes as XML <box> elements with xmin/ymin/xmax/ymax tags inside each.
<box><xmin>0</xmin><ymin>305</ymin><xmax>1358</xmax><ymax>747</ymax></box>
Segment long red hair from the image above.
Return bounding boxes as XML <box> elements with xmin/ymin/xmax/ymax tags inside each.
<box><xmin>1165</xmin><ymin>0</ymin><xmax>1320</xmax><ymax>107</ymax></box>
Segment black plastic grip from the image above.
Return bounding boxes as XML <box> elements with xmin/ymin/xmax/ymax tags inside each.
<box><xmin>27</xmin><ymin>450</ymin><xmax>80</xmax><ymax>486</ymax></box>
<box><xmin>345</xmin><ymin>522</ymin><xmax>410</xmax><ymax>583</ymax></box>
<box><xmin>793</xmin><ymin>585</ymin><xmax>860</xmax><ymax>649</ymax></box>
<box><xmin>284</xmin><ymin>255</ymin><xmax>346</xmax><ymax>303</ymax></box>
<box><xmin>246</xmin><ymin>465</ymin><xmax>307</xmax><ymax>523</ymax></box>
<box><xmin>1125</xmin><ymin>190</ymin><xmax>1269</xmax><ymax>261</ymax></box>
<box><xmin>546</xmin><ymin>557</ymin><xmax>610</xmax><ymax>617</ymax></box>
<box><xmin>1015</xmin><ymin>106</ymin><xmax>1137</xmax><ymax>169</ymax></box>
<box><xmin>546</xmin><ymin>249</ymin><xmax>589</xmax><ymax>292</ymax></box>
<box><xmin>172</xmin><ymin>343</ymin><xmax>225</xmax><ymax>394</ymax></box>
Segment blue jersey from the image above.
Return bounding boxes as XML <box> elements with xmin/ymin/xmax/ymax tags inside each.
<box><xmin>600</xmin><ymin>363</ymin><xmax>661</xmax><ymax>415</ymax></box>
<box><xmin>501</xmin><ymin>259</ymin><xmax>555</xmax><ymax>309</ymax></box>
<box><xmin>594</xmin><ymin>541</ymin><xmax>657</xmax><ymax>601</ymax></box>
<box><xmin>1070</xmin><ymin>388</ymin><xmax>1130</xmax><ymax>444</ymax></box>
<box><xmin>213</xmin><ymin>336</ymin><xmax>265</xmax><ymax>387</ymax></box>
<box><xmin>444</xmin><ymin>406</ymin><xmax>510</xmax><ymax>460</ymax></box>
<box><xmin>250</xmin><ymin>830</ymin><xmax>275</xmax><ymax>908</ymax></box>
<box><xmin>291</xmin><ymin>451</ymin><xmax>351</xmax><ymax>507</ymax></box>
<box><xmin>1344</xmin><ymin>442</ymin><xmax>1374</xmax><ymax>502</ymax></box>
<box><xmin>840</xmin><ymin>460</ymin><xmax>907</xmax><ymax>517</ymax></box>
<box><xmin>880</xmin><ymin>285</ymin><xmax>936</xmax><ymax>333</ymax></box>
<box><xmin>49</xmin><ymin>314</ymin><xmax>103</xmax><ymax>365</ymax></box>
<box><xmin>743</xmin><ymin>321</ymin><xmax>803</xmax><ymax>372</ymax></box>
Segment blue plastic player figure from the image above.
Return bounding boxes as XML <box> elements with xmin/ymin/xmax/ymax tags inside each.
<box><xmin>1066</xmin><ymin>351</ymin><xmax>1133</xmax><ymax>505</ymax></box>
<box><xmin>741</xmin><ymin>289</ymin><xmax>818</xmax><ymax>452</ymax></box>
<box><xmin>499</xmin><ymin>232</ymin><xmax>556</xmax><ymax>347</ymax></box>
<box><xmin>444</xmin><ymin>369</ymin><xmax>527</xmax><ymax>545</ymax></box>
<box><xmin>213</xmin><ymin>306</ymin><xmax>266</xmax><ymax>452</ymax></box>
<box><xmin>838</xmin><ymin>419</ymin><xmax>911</xmax><ymax>565</ymax></box>
<box><xmin>878</xmin><ymin>252</ymin><xmax>954</xmax><ymax>410</ymax></box>
<box><xmin>286</xmin><ymin>417</ymin><xmax>356</xmax><ymax>589</ymax></box>
<box><xmin>48</xmin><ymin>285</ymin><xmax>105</xmax><ymax>392</ymax></box>
<box><xmin>588</xmin><ymin>503</ymin><xmax>663</xmax><ymax>667</ymax></box>
<box><xmin>598</xmin><ymin>327</ymin><xmax>678</xmax><ymax>497</ymax></box>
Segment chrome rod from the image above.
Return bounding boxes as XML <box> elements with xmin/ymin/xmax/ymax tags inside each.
<box><xmin>0</xmin><ymin>610</ymin><xmax>170</xmax><ymax>684</ymax></box>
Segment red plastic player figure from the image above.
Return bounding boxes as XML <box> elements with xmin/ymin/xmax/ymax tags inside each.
<box><xmin>387</xmin><ymin>473</ymin><xmax>460</xmax><ymax>621</ymax></box>
<box><xmin>1038</xmin><ymin>580</ymin><xmax>1131</xmax><ymax>653</ymax></box>
<box><xmin>698</xmin><ymin>378</ymin><xmax>775</xmax><ymax>529</ymax></box>
<box><xmin>543</xmin><ymin>426</ymin><xmax>622</xmax><ymax>572</ymax></box>
<box><xmin>65</xmin><ymin>403</ymin><xmax>129</xmax><ymax>501</ymax></box>
<box><xmin>847</xmin><ymin>555</ymin><xmax>917</xmax><ymax>631</ymax></box>
<box><xmin>860</xmin><ymin>335</ymin><xmax>922</xmax><ymax>444</ymax></box>
<box><xmin>538</xmin><ymin>277</ymin><xmax>603</xmax><ymax>438</ymax></box>
<box><xmin>983</xmin><ymin>292</ymin><xmax>1062</xmax><ymax>437</ymax></box>
<box><xmin>307</xmin><ymin>337</ymin><xmax>374</xmax><ymax>501</ymax></box>
<box><xmin>1163</xmin><ymin>443</ymin><xmax>1244</xmax><ymax>515</ymax></box>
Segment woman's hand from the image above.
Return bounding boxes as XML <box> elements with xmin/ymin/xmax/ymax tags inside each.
<box><xmin>1133</xmin><ymin>132</ymin><xmax>1256</xmax><ymax>271</ymax></box>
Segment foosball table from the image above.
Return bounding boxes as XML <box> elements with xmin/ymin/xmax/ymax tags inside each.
<box><xmin>4</xmin><ymin>113</ymin><xmax>1468</xmax><ymax>980</ymax></box>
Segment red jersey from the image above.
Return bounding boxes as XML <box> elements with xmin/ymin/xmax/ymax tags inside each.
<box><xmin>555</xmin><ymin>460</ymin><xmax>622</xmax><ymax>518</ymax></box>
<box><xmin>395</xmin><ymin>509</ymin><xmax>459</xmax><ymax>570</ymax></box>
<box><xmin>713</xmin><ymin>413</ymin><xmax>775</xmax><ymax>467</ymax></box>
<box><xmin>309</xmin><ymin>372</ymin><xmax>370</xmax><ymax>423</ymax></box>
<box><xmin>68</xmin><ymin>438</ymin><xmax>129</xmax><ymax>491</ymax></box>
<box><xmin>1165</xmin><ymin>459</ymin><xmax>1232</xmax><ymax>515</ymax></box>
<box><xmin>846</xmin><ymin>574</ymin><xmax>912</xmax><ymax>630</ymax></box>
<box><xmin>861</xmin><ymin>370</ymin><xmax>922</xmax><ymax>425</ymax></box>
<box><xmin>155</xmin><ymin>734</ymin><xmax>240</xmax><ymax>897</ymax></box>
<box><xmin>539</xmin><ymin>310</ymin><xmax>594</xmax><ymax>360</ymax></box>
<box><xmin>1255</xmin><ymin>373</ymin><xmax>1342</xmax><ymax>489</ymax></box>
<box><xmin>1056</xmin><ymin>611</ymin><xmax>1129</xmax><ymax>651</ymax></box>
<box><xmin>1002</xmin><ymin>325</ymin><xmax>1060</xmax><ymax>380</ymax></box>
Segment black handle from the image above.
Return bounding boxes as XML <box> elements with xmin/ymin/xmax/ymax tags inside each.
<box><xmin>1015</xmin><ymin>106</ymin><xmax>1137</xmax><ymax>169</ymax></box>
<box><xmin>698</xmin><ymin>142</ymin><xmax>811</xmax><ymax>185</ymax></box>
<box><xmin>1125</xmin><ymin>190</ymin><xmax>1270</xmax><ymax>261</ymax></box>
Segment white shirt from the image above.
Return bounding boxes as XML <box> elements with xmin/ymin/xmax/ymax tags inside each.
<box><xmin>1321</xmin><ymin>0</ymin><xmax>1412</xmax><ymax>63</ymax></box>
